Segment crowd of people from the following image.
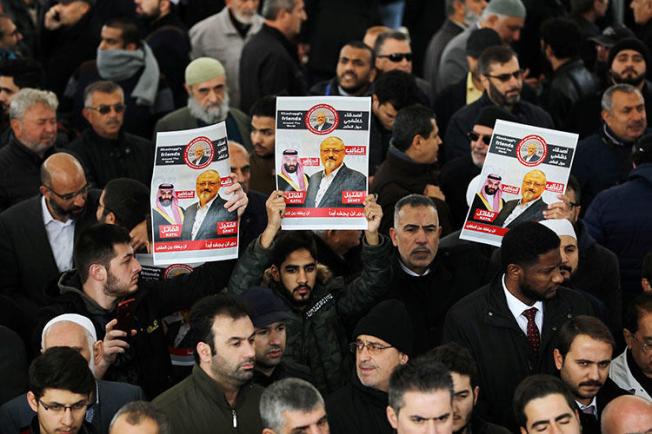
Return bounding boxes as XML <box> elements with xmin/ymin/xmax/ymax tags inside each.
<box><xmin>0</xmin><ymin>0</ymin><xmax>651</xmax><ymax>433</ymax></box>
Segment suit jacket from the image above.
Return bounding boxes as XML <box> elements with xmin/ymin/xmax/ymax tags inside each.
<box><xmin>181</xmin><ymin>196</ymin><xmax>237</xmax><ymax>240</ymax></box>
<box><xmin>0</xmin><ymin>380</ymin><xmax>144</xmax><ymax>434</ymax></box>
<box><xmin>0</xmin><ymin>192</ymin><xmax>99</xmax><ymax>321</ymax></box>
<box><xmin>304</xmin><ymin>164</ymin><xmax>366</xmax><ymax>208</ymax></box>
<box><xmin>190</xmin><ymin>155</ymin><xmax>210</xmax><ymax>165</ymax></box>
<box><xmin>314</xmin><ymin>121</ymin><xmax>333</xmax><ymax>131</ymax></box>
<box><xmin>492</xmin><ymin>197</ymin><xmax>547</xmax><ymax>228</ymax></box>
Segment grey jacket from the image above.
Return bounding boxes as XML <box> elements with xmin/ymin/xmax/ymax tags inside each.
<box><xmin>304</xmin><ymin>164</ymin><xmax>367</xmax><ymax>208</ymax></box>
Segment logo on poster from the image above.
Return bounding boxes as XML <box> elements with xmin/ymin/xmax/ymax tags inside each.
<box><xmin>159</xmin><ymin>224</ymin><xmax>182</xmax><ymax>239</ymax></box>
<box><xmin>305</xmin><ymin>104</ymin><xmax>338</xmax><ymax>135</ymax></box>
<box><xmin>342</xmin><ymin>190</ymin><xmax>365</xmax><ymax>204</ymax></box>
<box><xmin>163</xmin><ymin>263</ymin><xmax>193</xmax><ymax>279</ymax></box>
<box><xmin>217</xmin><ymin>221</ymin><xmax>238</xmax><ymax>235</ymax></box>
<box><xmin>516</xmin><ymin>135</ymin><xmax>547</xmax><ymax>166</ymax></box>
<box><xmin>184</xmin><ymin>136</ymin><xmax>214</xmax><ymax>169</ymax></box>
<box><xmin>284</xmin><ymin>191</ymin><xmax>306</xmax><ymax>205</ymax></box>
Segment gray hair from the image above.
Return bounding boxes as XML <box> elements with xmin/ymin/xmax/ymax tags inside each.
<box><xmin>109</xmin><ymin>401</ymin><xmax>170</xmax><ymax>434</ymax></box>
<box><xmin>262</xmin><ymin>0</ymin><xmax>296</xmax><ymax>20</ymax></box>
<box><xmin>9</xmin><ymin>88</ymin><xmax>58</xmax><ymax>120</ymax></box>
<box><xmin>373</xmin><ymin>30</ymin><xmax>410</xmax><ymax>56</ymax></box>
<box><xmin>601</xmin><ymin>83</ymin><xmax>643</xmax><ymax>112</ymax></box>
<box><xmin>260</xmin><ymin>378</ymin><xmax>325</xmax><ymax>432</ymax></box>
<box><xmin>83</xmin><ymin>80</ymin><xmax>124</xmax><ymax>108</ymax></box>
<box><xmin>393</xmin><ymin>194</ymin><xmax>438</xmax><ymax>228</ymax></box>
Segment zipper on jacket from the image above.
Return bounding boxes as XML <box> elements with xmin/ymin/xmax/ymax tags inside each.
<box><xmin>232</xmin><ymin>409</ymin><xmax>238</xmax><ymax>428</ymax></box>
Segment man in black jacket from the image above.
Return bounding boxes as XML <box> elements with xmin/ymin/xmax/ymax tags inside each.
<box><xmin>238</xmin><ymin>0</ymin><xmax>307</xmax><ymax>113</ymax></box>
<box><xmin>326</xmin><ymin>300</ymin><xmax>412</xmax><ymax>434</ymax></box>
<box><xmin>553</xmin><ymin>315</ymin><xmax>629</xmax><ymax>434</ymax></box>
<box><xmin>309</xmin><ymin>41</ymin><xmax>375</xmax><ymax>97</ymax></box>
<box><xmin>443</xmin><ymin>221</ymin><xmax>593</xmax><ymax>430</ymax></box>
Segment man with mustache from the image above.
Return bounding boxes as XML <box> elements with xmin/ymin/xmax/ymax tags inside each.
<box><xmin>277</xmin><ymin>148</ymin><xmax>308</xmax><ymax>192</ymax></box>
<box><xmin>553</xmin><ymin>315</ymin><xmax>628</xmax><ymax>434</ymax></box>
<box><xmin>68</xmin><ymin>80</ymin><xmax>154</xmax><ymax>189</ymax></box>
<box><xmin>305</xmin><ymin>136</ymin><xmax>366</xmax><ymax>208</ymax></box>
<box><xmin>326</xmin><ymin>300</ymin><xmax>412</xmax><ymax>434</ymax></box>
<box><xmin>240</xmin><ymin>286</ymin><xmax>311</xmax><ymax>387</ymax></box>
<box><xmin>493</xmin><ymin>169</ymin><xmax>548</xmax><ymax>228</ymax></box>
<box><xmin>152</xmin><ymin>183</ymin><xmax>184</xmax><ymax>238</ymax></box>
<box><xmin>443</xmin><ymin>221</ymin><xmax>593</xmax><ymax>430</ymax></box>
<box><xmin>181</xmin><ymin>169</ymin><xmax>238</xmax><ymax>241</ymax></box>
<box><xmin>310</xmin><ymin>41</ymin><xmax>375</xmax><ymax>97</ymax></box>
<box><xmin>154</xmin><ymin>294</ymin><xmax>264</xmax><ymax>433</ymax></box>
<box><xmin>572</xmin><ymin>83</ymin><xmax>648</xmax><ymax>209</ymax></box>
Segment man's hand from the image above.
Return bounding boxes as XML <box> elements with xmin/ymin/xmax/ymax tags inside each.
<box><xmin>95</xmin><ymin>319</ymin><xmax>135</xmax><ymax>377</ymax></box>
<box><xmin>223</xmin><ymin>174</ymin><xmax>249</xmax><ymax>217</ymax></box>
<box><xmin>364</xmin><ymin>194</ymin><xmax>382</xmax><ymax>246</ymax></box>
<box><xmin>260</xmin><ymin>191</ymin><xmax>286</xmax><ymax>248</ymax></box>
<box><xmin>543</xmin><ymin>194</ymin><xmax>575</xmax><ymax>221</ymax></box>
<box><xmin>129</xmin><ymin>220</ymin><xmax>148</xmax><ymax>251</ymax></box>
<box><xmin>424</xmin><ymin>184</ymin><xmax>446</xmax><ymax>201</ymax></box>
<box><xmin>44</xmin><ymin>5</ymin><xmax>63</xmax><ymax>30</ymax></box>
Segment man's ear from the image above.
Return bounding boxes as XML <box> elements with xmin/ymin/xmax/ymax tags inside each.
<box><xmin>386</xmin><ymin>405</ymin><xmax>399</xmax><ymax>429</ymax></box>
<box><xmin>104</xmin><ymin>211</ymin><xmax>116</xmax><ymax>224</ymax></box>
<box><xmin>601</xmin><ymin>109</ymin><xmax>610</xmax><ymax>125</ymax></box>
<box><xmin>399</xmin><ymin>352</ymin><xmax>409</xmax><ymax>365</ymax></box>
<box><xmin>473</xmin><ymin>386</ymin><xmax>480</xmax><ymax>405</ymax></box>
<box><xmin>27</xmin><ymin>391</ymin><xmax>38</xmax><ymax>412</ymax></box>
<box><xmin>371</xmin><ymin>94</ymin><xmax>379</xmax><ymax>111</ymax></box>
<box><xmin>270</xmin><ymin>265</ymin><xmax>281</xmax><ymax>282</ymax></box>
<box><xmin>89</xmin><ymin>264</ymin><xmax>107</xmax><ymax>283</ymax></box>
<box><xmin>389</xmin><ymin>227</ymin><xmax>398</xmax><ymax>247</ymax></box>
<box><xmin>9</xmin><ymin>118</ymin><xmax>20</xmax><ymax>135</ymax></box>
<box><xmin>553</xmin><ymin>348</ymin><xmax>564</xmax><ymax>370</ymax></box>
<box><xmin>82</xmin><ymin>107</ymin><xmax>92</xmax><ymax>124</ymax></box>
<box><xmin>262</xmin><ymin>429</ymin><xmax>276</xmax><ymax>434</ymax></box>
<box><xmin>93</xmin><ymin>340</ymin><xmax>104</xmax><ymax>366</ymax></box>
<box><xmin>623</xmin><ymin>328</ymin><xmax>634</xmax><ymax>349</ymax></box>
<box><xmin>196</xmin><ymin>341</ymin><xmax>212</xmax><ymax>364</ymax></box>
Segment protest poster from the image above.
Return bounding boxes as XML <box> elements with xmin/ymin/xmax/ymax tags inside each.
<box><xmin>275</xmin><ymin>96</ymin><xmax>370</xmax><ymax>230</ymax></box>
<box><xmin>151</xmin><ymin>122</ymin><xmax>238</xmax><ymax>265</ymax></box>
<box><xmin>460</xmin><ymin>120</ymin><xmax>578</xmax><ymax>247</ymax></box>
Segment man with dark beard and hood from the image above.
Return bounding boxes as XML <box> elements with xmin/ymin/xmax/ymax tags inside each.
<box><xmin>154</xmin><ymin>57</ymin><xmax>252</xmax><ymax>150</ymax></box>
<box><xmin>443</xmin><ymin>221</ymin><xmax>594</xmax><ymax>430</ymax></box>
<box><xmin>277</xmin><ymin>148</ymin><xmax>308</xmax><ymax>192</ymax></box>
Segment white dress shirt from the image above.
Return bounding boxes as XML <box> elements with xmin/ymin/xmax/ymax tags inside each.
<box><xmin>314</xmin><ymin>165</ymin><xmax>342</xmax><ymax>207</ymax></box>
<box><xmin>503</xmin><ymin>199</ymin><xmax>540</xmax><ymax>227</ymax></box>
<box><xmin>191</xmin><ymin>196</ymin><xmax>217</xmax><ymax>240</ymax></box>
<box><xmin>41</xmin><ymin>196</ymin><xmax>75</xmax><ymax>272</ymax></box>
<box><xmin>501</xmin><ymin>274</ymin><xmax>543</xmax><ymax>335</ymax></box>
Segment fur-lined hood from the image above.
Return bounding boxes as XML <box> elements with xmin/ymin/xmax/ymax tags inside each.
<box><xmin>261</xmin><ymin>263</ymin><xmax>334</xmax><ymax>287</ymax></box>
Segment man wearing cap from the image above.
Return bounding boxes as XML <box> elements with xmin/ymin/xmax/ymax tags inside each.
<box><xmin>277</xmin><ymin>149</ymin><xmax>308</xmax><ymax>192</ymax></box>
<box><xmin>239</xmin><ymin>286</ymin><xmax>311</xmax><ymax>387</ymax></box>
<box><xmin>588</xmin><ymin>25</ymin><xmax>635</xmax><ymax>84</ymax></box>
<box><xmin>326</xmin><ymin>300</ymin><xmax>412</xmax><ymax>434</ymax></box>
<box><xmin>584</xmin><ymin>134</ymin><xmax>652</xmax><ymax>307</ymax></box>
<box><xmin>440</xmin><ymin>105</ymin><xmax>517</xmax><ymax>228</ymax></box>
<box><xmin>0</xmin><ymin>313</ymin><xmax>144</xmax><ymax>434</ymax></box>
<box><xmin>437</xmin><ymin>0</ymin><xmax>526</xmax><ymax>93</ymax></box>
<box><xmin>155</xmin><ymin>56</ymin><xmax>252</xmax><ymax>151</ymax></box>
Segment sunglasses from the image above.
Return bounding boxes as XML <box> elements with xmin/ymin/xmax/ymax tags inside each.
<box><xmin>467</xmin><ymin>131</ymin><xmax>492</xmax><ymax>146</ymax></box>
<box><xmin>484</xmin><ymin>70</ymin><xmax>524</xmax><ymax>82</ymax></box>
<box><xmin>86</xmin><ymin>103</ymin><xmax>126</xmax><ymax>115</ymax></box>
<box><xmin>378</xmin><ymin>53</ymin><xmax>413</xmax><ymax>63</ymax></box>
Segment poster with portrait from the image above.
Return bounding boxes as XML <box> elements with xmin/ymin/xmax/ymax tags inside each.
<box><xmin>275</xmin><ymin>96</ymin><xmax>371</xmax><ymax>230</ymax></box>
<box><xmin>460</xmin><ymin>120</ymin><xmax>578</xmax><ymax>247</ymax></box>
<box><xmin>151</xmin><ymin>122</ymin><xmax>238</xmax><ymax>265</ymax></box>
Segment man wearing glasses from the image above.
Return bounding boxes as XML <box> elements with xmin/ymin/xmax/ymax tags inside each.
<box><xmin>610</xmin><ymin>293</ymin><xmax>652</xmax><ymax>400</ymax></box>
<box><xmin>67</xmin><ymin>80</ymin><xmax>154</xmax><ymax>189</ymax></box>
<box><xmin>25</xmin><ymin>347</ymin><xmax>96</xmax><ymax>434</ymax></box>
<box><xmin>326</xmin><ymin>300</ymin><xmax>412</xmax><ymax>434</ymax></box>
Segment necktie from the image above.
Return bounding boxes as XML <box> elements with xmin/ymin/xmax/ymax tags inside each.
<box><xmin>523</xmin><ymin>307</ymin><xmax>540</xmax><ymax>353</ymax></box>
<box><xmin>582</xmin><ymin>405</ymin><xmax>597</xmax><ymax>419</ymax></box>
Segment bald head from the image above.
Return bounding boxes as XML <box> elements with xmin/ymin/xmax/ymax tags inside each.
<box><xmin>229</xmin><ymin>141</ymin><xmax>251</xmax><ymax>192</ymax></box>
<box><xmin>601</xmin><ymin>395</ymin><xmax>652</xmax><ymax>434</ymax></box>
<box><xmin>41</xmin><ymin>152</ymin><xmax>85</xmax><ymax>187</ymax></box>
<box><xmin>40</xmin><ymin>153</ymin><xmax>88</xmax><ymax>221</ymax></box>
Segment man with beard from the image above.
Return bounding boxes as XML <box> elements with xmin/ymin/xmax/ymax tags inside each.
<box><xmin>153</xmin><ymin>294</ymin><xmax>263</xmax><ymax>433</ymax></box>
<box><xmin>227</xmin><ymin>190</ymin><xmax>391</xmax><ymax>393</ymax></box>
<box><xmin>67</xmin><ymin>81</ymin><xmax>154</xmax><ymax>189</ymax></box>
<box><xmin>443</xmin><ymin>221</ymin><xmax>593</xmax><ymax>430</ymax></box>
<box><xmin>426</xmin><ymin>343</ymin><xmax>511</xmax><ymax>434</ymax></box>
<box><xmin>152</xmin><ymin>183</ymin><xmax>185</xmax><ymax>242</ymax></box>
<box><xmin>310</xmin><ymin>41</ymin><xmax>376</xmax><ymax>97</ymax></box>
<box><xmin>444</xmin><ymin>46</ymin><xmax>554</xmax><ymax>162</ymax></box>
<box><xmin>311</xmin><ymin>111</ymin><xmax>333</xmax><ymax>131</ymax></box>
<box><xmin>134</xmin><ymin>0</ymin><xmax>190</xmax><ymax>108</ymax></box>
<box><xmin>240</xmin><ymin>286</ymin><xmax>311</xmax><ymax>387</ymax></box>
<box><xmin>0</xmin><ymin>88</ymin><xmax>59</xmax><ymax>211</ymax></box>
<box><xmin>305</xmin><ymin>136</ymin><xmax>366</xmax><ymax>209</ymax></box>
<box><xmin>248</xmin><ymin>96</ymin><xmax>277</xmax><ymax>194</ymax></box>
<box><xmin>571</xmin><ymin>83</ymin><xmax>648</xmax><ymax>209</ymax></box>
<box><xmin>0</xmin><ymin>153</ymin><xmax>99</xmax><ymax>325</ymax></box>
<box><xmin>277</xmin><ymin>148</ymin><xmax>308</xmax><ymax>192</ymax></box>
<box><xmin>181</xmin><ymin>169</ymin><xmax>238</xmax><ymax>241</ymax></box>
<box><xmin>493</xmin><ymin>169</ymin><xmax>548</xmax><ymax>228</ymax></box>
<box><xmin>468</xmin><ymin>174</ymin><xmax>505</xmax><ymax>224</ymax></box>
<box><xmin>190</xmin><ymin>0</ymin><xmax>263</xmax><ymax>110</ymax></box>
<box><xmin>155</xmin><ymin>57</ymin><xmax>252</xmax><ymax>150</ymax></box>
<box><xmin>553</xmin><ymin>316</ymin><xmax>628</xmax><ymax>434</ymax></box>
<box><xmin>326</xmin><ymin>300</ymin><xmax>412</xmax><ymax>434</ymax></box>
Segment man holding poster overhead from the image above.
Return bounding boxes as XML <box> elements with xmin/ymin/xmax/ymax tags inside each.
<box><xmin>305</xmin><ymin>137</ymin><xmax>366</xmax><ymax>208</ymax></box>
<box><xmin>181</xmin><ymin>169</ymin><xmax>236</xmax><ymax>240</ymax></box>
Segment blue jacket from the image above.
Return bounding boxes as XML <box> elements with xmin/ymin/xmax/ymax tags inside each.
<box><xmin>584</xmin><ymin>163</ymin><xmax>652</xmax><ymax>298</ymax></box>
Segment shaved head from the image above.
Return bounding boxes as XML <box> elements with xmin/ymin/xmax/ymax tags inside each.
<box><xmin>41</xmin><ymin>152</ymin><xmax>85</xmax><ymax>187</ymax></box>
<box><xmin>601</xmin><ymin>395</ymin><xmax>652</xmax><ymax>434</ymax></box>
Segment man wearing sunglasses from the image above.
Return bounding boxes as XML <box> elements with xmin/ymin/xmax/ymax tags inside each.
<box><xmin>326</xmin><ymin>300</ymin><xmax>412</xmax><ymax>434</ymax></box>
<box><xmin>67</xmin><ymin>80</ymin><xmax>154</xmax><ymax>189</ymax></box>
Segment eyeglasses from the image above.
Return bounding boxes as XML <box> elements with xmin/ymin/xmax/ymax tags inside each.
<box><xmin>484</xmin><ymin>70</ymin><xmax>524</xmax><ymax>82</ymax></box>
<box><xmin>378</xmin><ymin>53</ymin><xmax>413</xmax><ymax>63</ymax></box>
<box><xmin>632</xmin><ymin>333</ymin><xmax>652</xmax><ymax>354</ymax></box>
<box><xmin>85</xmin><ymin>103</ymin><xmax>126</xmax><ymax>115</ymax></box>
<box><xmin>467</xmin><ymin>131</ymin><xmax>491</xmax><ymax>146</ymax></box>
<box><xmin>45</xmin><ymin>183</ymin><xmax>90</xmax><ymax>201</ymax></box>
<box><xmin>349</xmin><ymin>340</ymin><xmax>393</xmax><ymax>354</ymax></box>
<box><xmin>38</xmin><ymin>399</ymin><xmax>89</xmax><ymax>414</ymax></box>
